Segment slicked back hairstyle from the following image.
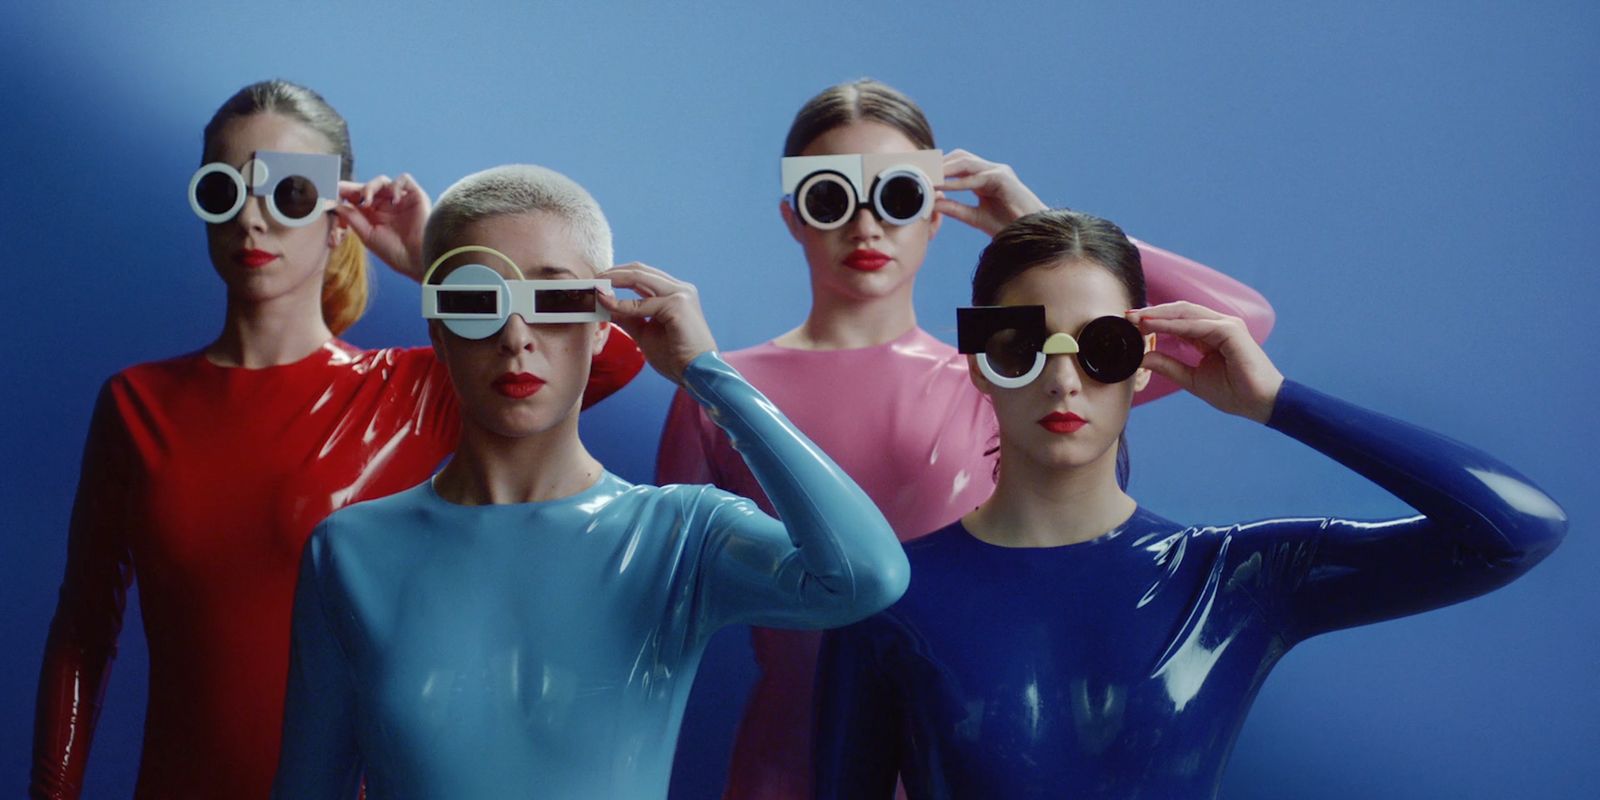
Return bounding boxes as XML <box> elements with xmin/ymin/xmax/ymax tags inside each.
<box><xmin>783</xmin><ymin>78</ymin><xmax>936</xmax><ymax>157</ymax></box>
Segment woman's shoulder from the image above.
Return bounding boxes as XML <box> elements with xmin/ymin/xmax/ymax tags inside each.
<box><xmin>719</xmin><ymin>328</ymin><xmax>967</xmax><ymax>391</ymax></box>
<box><xmin>326</xmin><ymin>341</ymin><xmax>437</xmax><ymax>370</ymax></box>
<box><xmin>111</xmin><ymin>348</ymin><xmax>209</xmax><ymax>380</ymax></box>
<box><xmin>99</xmin><ymin>350</ymin><xmax>215</xmax><ymax>402</ymax></box>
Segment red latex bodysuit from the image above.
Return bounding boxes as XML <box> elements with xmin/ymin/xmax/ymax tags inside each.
<box><xmin>31</xmin><ymin>333</ymin><xmax>641</xmax><ymax>799</ymax></box>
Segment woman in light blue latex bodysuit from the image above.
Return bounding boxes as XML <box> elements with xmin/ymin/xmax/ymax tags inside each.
<box><xmin>270</xmin><ymin>165</ymin><xmax>909</xmax><ymax>799</ymax></box>
<box><xmin>812</xmin><ymin>209</ymin><xmax>1568</xmax><ymax>798</ymax></box>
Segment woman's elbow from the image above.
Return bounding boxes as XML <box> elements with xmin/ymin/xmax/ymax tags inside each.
<box><xmin>852</xmin><ymin>546</ymin><xmax>910</xmax><ymax>617</ymax></box>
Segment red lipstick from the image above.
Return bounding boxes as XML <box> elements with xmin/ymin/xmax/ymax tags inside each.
<box><xmin>236</xmin><ymin>249</ymin><xmax>277</xmax><ymax>268</ymax></box>
<box><xmin>842</xmin><ymin>249</ymin><xmax>891</xmax><ymax>272</ymax></box>
<box><xmin>493</xmin><ymin>372</ymin><xmax>545</xmax><ymax>399</ymax></box>
<box><xmin>1038</xmin><ymin>412</ymin><xmax>1086</xmax><ymax>434</ymax></box>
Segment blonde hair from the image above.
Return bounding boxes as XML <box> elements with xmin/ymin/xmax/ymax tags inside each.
<box><xmin>321</xmin><ymin>234</ymin><xmax>369</xmax><ymax>335</ymax></box>
<box><xmin>204</xmin><ymin>79</ymin><xmax>369</xmax><ymax>333</ymax></box>
<box><xmin>424</xmin><ymin>164</ymin><xmax>613</xmax><ymax>277</ymax></box>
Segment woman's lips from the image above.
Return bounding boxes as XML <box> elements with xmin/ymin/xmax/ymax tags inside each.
<box><xmin>842</xmin><ymin>249</ymin><xmax>891</xmax><ymax>272</ymax></box>
<box><xmin>1038</xmin><ymin>411</ymin><xmax>1086</xmax><ymax>434</ymax></box>
<box><xmin>493</xmin><ymin>372</ymin><xmax>546</xmax><ymax>399</ymax></box>
<box><xmin>235</xmin><ymin>249</ymin><xmax>278</xmax><ymax>268</ymax></box>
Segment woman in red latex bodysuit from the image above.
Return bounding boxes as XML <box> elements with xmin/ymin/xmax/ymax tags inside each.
<box><xmin>655</xmin><ymin>79</ymin><xmax>1276</xmax><ymax>799</ymax></box>
<box><xmin>29</xmin><ymin>80</ymin><xmax>640</xmax><ymax>799</ymax></box>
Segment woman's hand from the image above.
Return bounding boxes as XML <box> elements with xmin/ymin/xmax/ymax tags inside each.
<box><xmin>936</xmin><ymin>149</ymin><xmax>1047</xmax><ymax>236</ymax></box>
<box><xmin>1130</xmin><ymin>301</ymin><xmax>1285</xmax><ymax>423</ymax></box>
<box><xmin>598</xmin><ymin>263</ymin><xmax>718</xmax><ymax>385</ymax></box>
<box><xmin>333</xmin><ymin>174</ymin><xmax>431</xmax><ymax>281</ymax></box>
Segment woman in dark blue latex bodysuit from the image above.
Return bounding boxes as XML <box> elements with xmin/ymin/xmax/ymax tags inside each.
<box><xmin>812</xmin><ymin>209</ymin><xmax>1568</xmax><ymax>799</ymax></box>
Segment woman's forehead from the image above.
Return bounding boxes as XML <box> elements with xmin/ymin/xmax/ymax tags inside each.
<box><xmin>448</xmin><ymin>213</ymin><xmax>596</xmax><ymax>280</ymax></box>
<box><xmin>997</xmin><ymin>261</ymin><xmax>1131</xmax><ymax>328</ymax></box>
<box><xmin>211</xmin><ymin>112</ymin><xmax>333</xmax><ymax>164</ymax></box>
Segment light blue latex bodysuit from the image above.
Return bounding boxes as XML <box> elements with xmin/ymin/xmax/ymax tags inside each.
<box><xmin>271</xmin><ymin>353</ymin><xmax>909</xmax><ymax>799</ymax></box>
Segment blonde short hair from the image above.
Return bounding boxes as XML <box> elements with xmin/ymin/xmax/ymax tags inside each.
<box><xmin>423</xmin><ymin>164</ymin><xmax>613</xmax><ymax>276</ymax></box>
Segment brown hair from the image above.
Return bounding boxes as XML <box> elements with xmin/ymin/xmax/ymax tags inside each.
<box><xmin>783</xmin><ymin>78</ymin><xmax>936</xmax><ymax>157</ymax></box>
<box><xmin>972</xmin><ymin>210</ymin><xmax>1146</xmax><ymax>308</ymax></box>
<box><xmin>203</xmin><ymin>79</ymin><xmax>369</xmax><ymax>335</ymax></box>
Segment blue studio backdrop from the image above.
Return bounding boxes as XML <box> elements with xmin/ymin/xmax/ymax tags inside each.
<box><xmin>2</xmin><ymin>2</ymin><xmax>1595</xmax><ymax>798</ymax></box>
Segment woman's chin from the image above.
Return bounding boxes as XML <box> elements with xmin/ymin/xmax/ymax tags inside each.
<box><xmin>470</xmin><ymin>405</ymin><xmax>570</xmax><ymax>441</ymax></box>
<box><xmin>1012</xmin><ymin>437</ymin><xmax>1115</xmax><ymax>474</ymax></box>
<box><xmin>821</xmin><ymin>264</ymin><xmax>917</xmax><ymax>302</ymax></box>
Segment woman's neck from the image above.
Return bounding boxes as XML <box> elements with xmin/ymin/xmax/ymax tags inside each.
<box><xmin>774</xmin><ymin>279</ymin><xmax>918</xmax><ymax>351</ymax></box>
<box><xmin>433</xmin><ymin>414</ymin><xmax>603</xmax><ymax>506</ymax></box>
<box><xmin>207</xmin><ymin>288</ymin><xmax>334</xmax><ymax>368</ymax></box>
<box><xmin>964</xmin><ymin>443</ymin><xmax>1135</xmax><ymax>548</ymax></box>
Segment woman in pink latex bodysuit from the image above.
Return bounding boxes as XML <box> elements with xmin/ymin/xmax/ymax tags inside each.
<box><xmin>655</xmin><ymin>78</ymin><xmax>1276</xmax><ymax>799</ymax></box>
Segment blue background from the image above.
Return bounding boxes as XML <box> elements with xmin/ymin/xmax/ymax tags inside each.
<box><xmin>2</xmin><ymin>2</ymin><xmax>1595</xmax><ymax>797</ymax></box>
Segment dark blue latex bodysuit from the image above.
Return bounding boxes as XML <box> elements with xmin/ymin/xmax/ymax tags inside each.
<box><xmin>813</xmin><ymin>381</ymin><xmax>1567</xmax><ymax>799</ymax></box>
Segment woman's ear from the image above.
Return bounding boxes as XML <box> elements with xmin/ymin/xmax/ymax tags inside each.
<box><xmin>966</xmin><ymin>353</ymin><xmax>997</xmax><ymax>397</ymax></box>
<box><xmin>779</xmin><ymin>198</ymin><xmax>804</xmax><ymax>243</ymax></box>
<box><xmin>1132</xmin><ymin>366</ymin><xmax>1152</xmax><ymax>394</ymax></box>
<box><xmin>327</xmin><ymin>217</ymin><xmax>348</xmax><ymax>248</ymax></box>
<box><xmin>1131</xmin><ymin>333</ymin><xmax>1157</xmax><ymax>393</ymax></box>
<box><xmin>593</xmin><ymin>320</ymin><xmax>613</xmax><ymax>353</ymax></box>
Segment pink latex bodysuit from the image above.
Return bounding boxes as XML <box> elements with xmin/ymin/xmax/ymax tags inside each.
<box><xmin>655</xmin><ymin>239</ymin><xmax>1275</xmax><ymax>799</ymax></box>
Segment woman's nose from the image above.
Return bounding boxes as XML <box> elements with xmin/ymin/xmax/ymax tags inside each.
<box><xmin>1039</xmin><ymin>353</ymin><xmax>1085</xmax><ymax>397</ymax></box>
<box><xmin>497</xmin><ymin>315</ymin><xmax>539</xmax><ymax>353</ymax></box>
<box><xmin>846</xmin><ymin>204</ymin><xmax>885</xmax><ymax>239</ymax></box>
<box><xmin>234</xmin><ymin>194</ymin><xmax>270</xmax><ymax>232</ymax></box>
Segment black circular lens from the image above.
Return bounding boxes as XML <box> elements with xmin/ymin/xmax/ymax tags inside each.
<box><xmin>273</xmin><ymin>175</ymin><xmax>320</xmax><ymax>221</ymax></box>
<box><xmin>1077</xmin><ymin>316</ymin><xmax>1145</xmax><ymax>383</ymax></box>
<box><xmin>876</xmin><ymin>174</ymin><xmax>926</xmax><ymax>223</ymax></box>
<box><xmin>195</xmin><ymin>170</ymin><xmax>240</xmax><ymax>216</ymax></box>
<box><xmin>984</xmin><ymin>328</ymin><xmax>1038</xmax><ymax>378</ymax></box>
<box><xmin>802</xmin><ymin>177</ymin><xmax>852</xmax><ymax>225</ymax></box>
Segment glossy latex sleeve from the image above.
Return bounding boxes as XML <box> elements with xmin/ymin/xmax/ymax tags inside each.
<box><xmin>814</xmin><ymin>381</ymin><xmax>1566</xmax><ymax>798</ymax></box>
<box><xmin>30</xmin><ymin>384</ymin><xmax>134</xmax><ymax>800</ymax></box>
<box><xmin>271</xmin><ymin>352</ymin><xmax>906</xmax><ymax>798</ymax></box>
<box><xmin>678</xmin><ymin>351</ymin><xmax>910</xmax><ymax>631</ymax></box>
<box><xmin>1264</xmin><ymin>380</ymin><xmax>1567</xmax><ymax>637</ymax></box>
<box><xmin>1133</xmin><ymin>237</ymin><xmax>1276</xmax><ymax>403</ymax></box>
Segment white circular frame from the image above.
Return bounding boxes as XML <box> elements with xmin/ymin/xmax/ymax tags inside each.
<box><xmin>869</xmin><ymin>166</ymin><xmax>934</xmax><ymax>225</ymax></box>
<box><xmin>975</xmin><ymin>352</ymin><xmax>1046</xmax><ymax>389</ymax></box>
<box><xmin>187</xmin><ymin>162</ymin><xmax>247</xmax><ymax>224</ymax></box>
<box><xmin>794</xmin><ymin>170</ymin><xmax>858</xmax><ymax>230</ymax></box>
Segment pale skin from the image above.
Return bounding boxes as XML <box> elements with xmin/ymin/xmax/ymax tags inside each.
<box><xmin>775</xmin><ymin>121</ymin><xmax>1047</xmax><ymax>351</ymax></box>
<box><xmin>428</xmin><ymin>213</ymin><xmax>716</xmax><ymax>507</ymax></box>
<box><xmin>200</xmin><ymin>112</ymin><xmax>432</xmax><ymax>368</ymax></box>
<box><xmin>964</xmin><ymin>261</ymin><xmax>1284</xmax><ymax>548</ymax></box>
